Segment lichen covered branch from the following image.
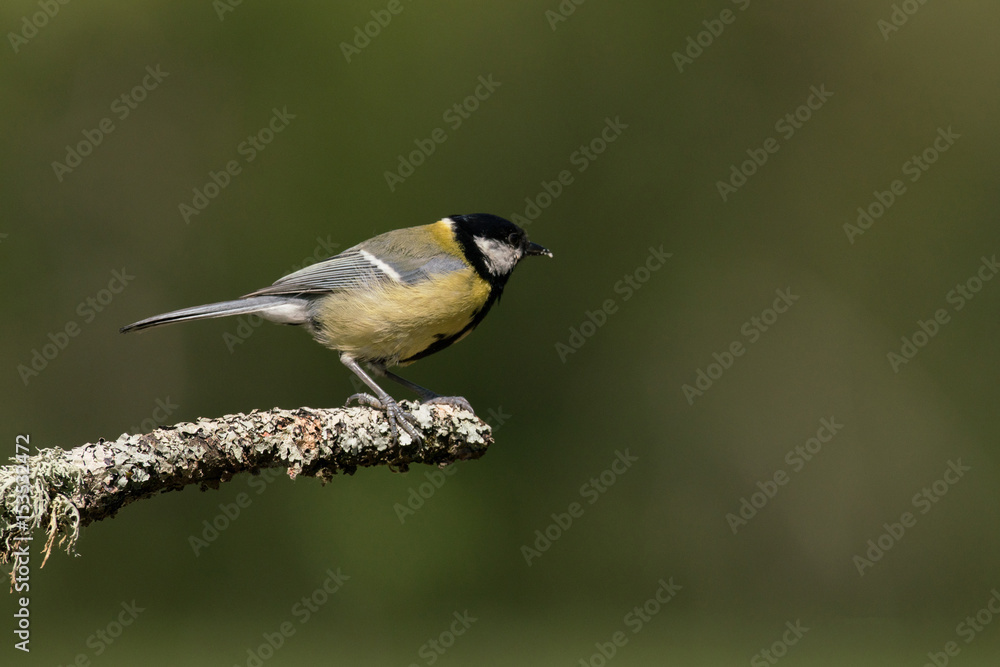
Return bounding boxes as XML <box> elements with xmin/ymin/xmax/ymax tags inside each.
<box><xmin>0</xmin><ymin>403</ymin><xmax>492</xmax><ymax>566</ymax></box>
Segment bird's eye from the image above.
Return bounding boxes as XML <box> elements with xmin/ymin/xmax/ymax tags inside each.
<box><xmin>507</xmin><ymin>233</ymin><xmax>520</xmax><ymax>245</ymax></box>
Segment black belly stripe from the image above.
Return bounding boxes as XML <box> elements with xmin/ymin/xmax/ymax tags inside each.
<box><xmin>400</xmin><ymin>291</ymin><xmax>499</xmax><ymax>364</ymax></box>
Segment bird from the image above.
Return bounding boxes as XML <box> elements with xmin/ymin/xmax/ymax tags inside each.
<box><xmin>120</xmin><ymin>213</ymin><xmax>552</xmax><ymax>443</ymax></box>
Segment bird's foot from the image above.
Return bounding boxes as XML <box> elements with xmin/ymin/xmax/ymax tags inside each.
<box><xmin>346</xmin><ymin>393</ymin><xmax>423</xmax><ymax>444</ymax></box>
<box><xmin>420</xmin><ymin>395</ymin><xmax>475</xmax><ymax>414</ymax></box>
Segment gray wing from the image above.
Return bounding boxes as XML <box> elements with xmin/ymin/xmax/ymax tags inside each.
<box><xmin>244</xmin><ymin>245</ymin><xmax>466</xmax><ymax>297</ymax></box>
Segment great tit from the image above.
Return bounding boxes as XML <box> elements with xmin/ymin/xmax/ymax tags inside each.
<box><xmin>121</xmin><ymin>213</ymin><xmax>551</xmax><ymax>442</ymax></box>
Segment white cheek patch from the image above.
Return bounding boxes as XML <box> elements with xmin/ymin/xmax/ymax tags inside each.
<box><xmin>474</xmin><ymin>238</ymin><xmax>521</xmax><ymax>276</ymax></box>
<box><xmin>360</xmin><ymin>249</ymin><xmax>403</xmax><ymax>283</ymax></box>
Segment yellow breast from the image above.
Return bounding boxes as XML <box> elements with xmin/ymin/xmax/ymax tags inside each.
<box><xmin>313</xmin><ymin>267</ymin><xmax>491</xmax><ymax>365</ymax></box>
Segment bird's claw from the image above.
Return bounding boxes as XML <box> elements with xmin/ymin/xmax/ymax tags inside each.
<box><xmin>346</xmin><ymin>393</ymin><xmax>423</xmax><ymax>444</ymax></box>
<box><xmin>420</xmin><ymin>395</ymin><xmax>475</xmax><ymax>414</ymax></box>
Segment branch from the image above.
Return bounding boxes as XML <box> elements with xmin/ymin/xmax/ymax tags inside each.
<box><xmin>1</xmin><ymin>402</ymin><xmax>492</xmax><ymax>567</ymax></box>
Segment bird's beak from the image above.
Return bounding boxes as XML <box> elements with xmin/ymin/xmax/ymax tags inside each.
<box><xmin>526</xmin><ymin>242</ymin><xmax>553</xmax><ymax>258</ymax></box>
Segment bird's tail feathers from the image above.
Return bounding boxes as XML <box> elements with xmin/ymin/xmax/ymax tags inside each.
<box><xmin>120</xmin><ymin>296</ymin><xmax>310</xmax><ymax>333</ymax></box>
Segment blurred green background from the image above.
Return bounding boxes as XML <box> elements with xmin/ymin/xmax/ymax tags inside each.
<box><xmin>3</xmin><ymin>0</ymin><xmax>1000</xmax><ymax>664</ymax></box>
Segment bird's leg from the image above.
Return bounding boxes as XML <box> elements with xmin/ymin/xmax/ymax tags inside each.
<box><xmin>341</xmin><ymin>354</ymin><xmax>422</xmax><ymax>444</ymax></box>
<box><xmin>382</xmin><ymin>369</ymin><xmax>474</xmax><ymax>414</ymax></box>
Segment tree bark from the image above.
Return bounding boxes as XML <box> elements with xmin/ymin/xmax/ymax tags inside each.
<box><xmin>1</xmin><ymin>402</ymin><xmax>492</xmax><ymax>567</ymax></box>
